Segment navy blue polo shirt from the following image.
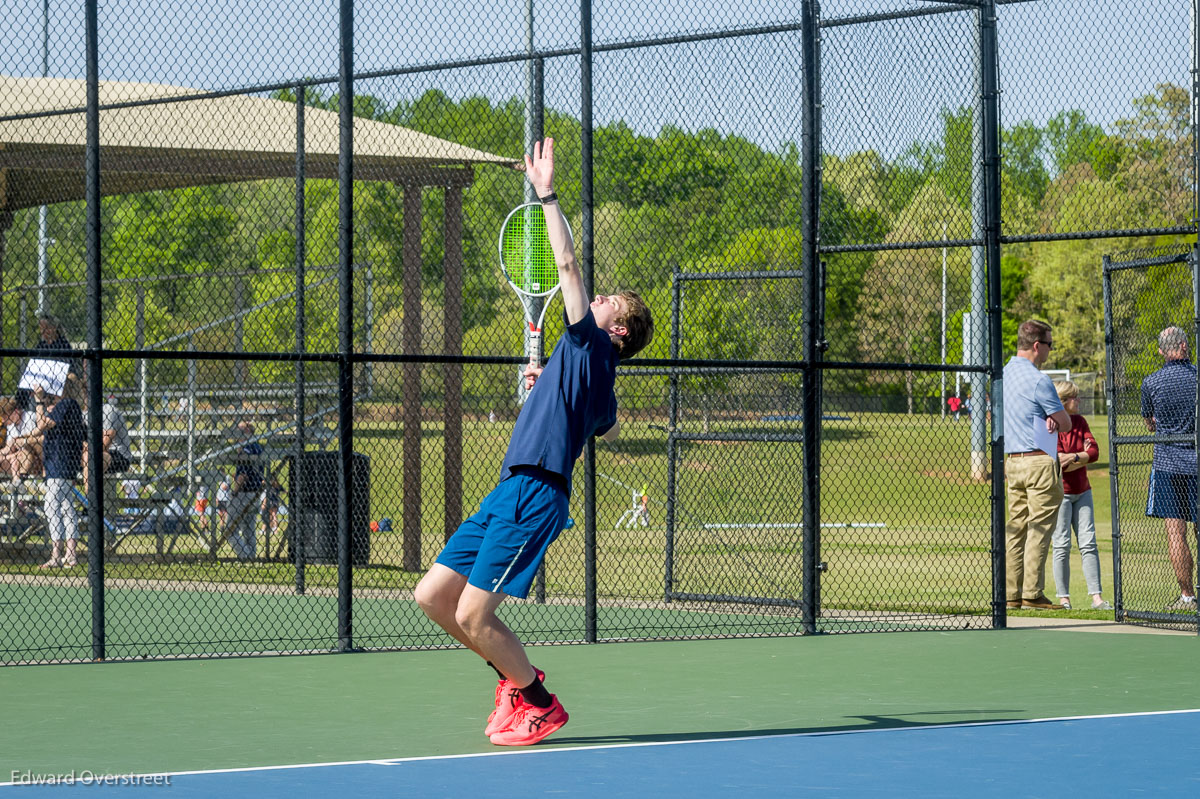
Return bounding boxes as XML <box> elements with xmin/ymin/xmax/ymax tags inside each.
<box><xmin>235</xmin><ymin>441</ymin><xmax>265</xmax><ymax>493</ymax></box>
<box><xmin>500</xmin><ymin>309</ymin><xmax>618</xmax><ymax>494</ymax></box>
<box><xmin>1142</xmin><ymin>358</ymin><xmax>1197</xmax><ymax>475</ymax></box>
<box><xmin>44</xmin><ymin>398</ymin><xmax>84</xmax><ymax>479</ymax></box>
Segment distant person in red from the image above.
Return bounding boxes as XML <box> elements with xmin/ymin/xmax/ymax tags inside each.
<box><xmin>1051</xmin><ymin>380</ymin><xmax>1111</xmax><ymax>610</ymax></box>
<box><xmin>947</xmin><ymin>395</ymin><xmax>962</xmax><ymax>421</ymax></box>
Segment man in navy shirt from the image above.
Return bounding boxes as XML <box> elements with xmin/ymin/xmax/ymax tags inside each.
<box><xmin>414</xmin><ymin>138</ymin><xmax>654</xmax><ymax>746</ymax></box>
<box><xmin>26</xmin><ymin>379</ymin><xmax>85</xmax><ymax>569</ymax></box>
<box><xmin>1142</xmin><ymin>326</ymin><xmax>1198</xmax><ymax>610</ymax></box>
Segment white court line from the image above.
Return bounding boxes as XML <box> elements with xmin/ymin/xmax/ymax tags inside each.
<box><xmin>4</xmin><ymin>707</ymin><xmax>1197</xmax><ymax>786</ymax></box>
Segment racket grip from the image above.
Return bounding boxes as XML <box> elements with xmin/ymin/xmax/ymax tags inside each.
<box><xmin>527</xmin><ymin>326</ymin><xmax>542</xmax><ymax>368</ymax></box>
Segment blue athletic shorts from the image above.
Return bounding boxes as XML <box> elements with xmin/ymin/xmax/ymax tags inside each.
<box><xmin>436</xmin><ymin>470</ymin><xmax>569</xmax><ymax>599</ymax></box>
<box><xmin>1146</xmin><ymin>470</ymin><xmax>1198</xmax><ymax>522</ymax></box>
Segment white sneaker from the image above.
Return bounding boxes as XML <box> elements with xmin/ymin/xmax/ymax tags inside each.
<box><xmin>1165</xmin><ymin>595</ymin><xmax>1197</xmax><ymax>612</ymax></box>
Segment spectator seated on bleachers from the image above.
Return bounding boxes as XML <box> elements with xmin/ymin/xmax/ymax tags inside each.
<box><xmin>0</xmin><ymin>397</ymin><xmax>43</xmax><ymax>490</ymax></box>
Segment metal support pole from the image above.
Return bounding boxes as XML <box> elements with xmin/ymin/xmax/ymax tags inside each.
<box><xmin>1102</xmin><ymin>257</ymin><xmax>1123</xmax><ymax>621</ymax></box>
<box><xmin>0</xmin><ymin>216</ymin><xmax>6</xmax><ymax>394</ymax></box>
<box><xmin>401</xmin><ymin>184</ymin><xmax>423</xmax><ymax>572</ymax></box>
<box><xmin>1193</xmin><ymin>244</ymin><xmax>1200</xmax><ymax>634</ymax></box>
<box><xmin>799</xmin><ymin>0</ymin><xmax>823</xmax><ymax>635</ymax></box>
<box><xmin>294</xmin><ymin>85</ymin><xmax>307</xmax><ymax>593</ymax></box>
<box><xmin>1193</xmin><ymin>1</ymin><xmax>1200</xmax><ymax>632</ymax></box>
<box><xmin>581</xmin><ymin>0</ymin><xmax>597</xmax><ymax>644</ymax></box>
<box><xmin>37</xmin><ymin>0</ymin><xmax>51</xmax><ymax>316</ymax></box>
<box><xmin>186</xmin><ymin>337</ymin><xmax>196</xmax><ymax>492</ymax></box>
<box><xmin>520</xmin><ymin>58</ymin><xmax>547</xmax><ymax>403</ymax></box>
<box><xmin>443</xmin><ymin>186</ymin><xmax>464</xmax><ymax>546</ymax></box>
<box><xmin>84</xmin><ymin>0</ymin><xmax>105</xmax><ymax>661</ymax></box>
<box><xmin>234</xmin><ymin>274</ymin><xmax>246</xmax><ymax>391</ymax></box>
<box><xmin>665</xmin><ymin>271</ymin><xmax>681</xmax><ymax>602</ymax></box>
<box><xmin>968</xmin><ymin>9</ymin><xmax>989</xmax><ymax>481</ymax></box>
<box><xmin>941</xmin><ymin>223</ymin><xmax>948</xmax><ymax>420</ymax></box>
<box><xmin>136</xmin><ymin>286</ymin><xmax>147</xmax><ymax>473</ymax></box>
<box><xmin>529</xmin><ymin>56</ymin><xmax>548</xmax><ymax>603</ymax></box>
<box><xmin>364</xmin><ymin>260</ymin><xmax>373</xmax><ymax>397</ymax></box>
<box><xmin>336</xmin><ymin>0</ymin><xmax>355</xmax><ymax>652</ymax></box>
<box><xmin>523</xmin><ymin>0</ymin><xmax>538</xmax><ymax>206</ymax></box>
<box><xmin>979</xmin><ymin>1</ymin><xmax>1007</xmax><ymax>630</ymax></box>
<box><xmin>0</xmin><ymin>215</ymin><xmax>8</xmax><ymax>398</ymax></box>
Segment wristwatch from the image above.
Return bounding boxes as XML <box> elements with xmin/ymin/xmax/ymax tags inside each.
<box><xmin>538</xmin><ymin>191</ymin><xmax>558</xmax><ymax>205</ymax></box>
<box><xmin>1072</xmin><ymin>453</ymin><xmax>1080</xmax><ymax>463</ymax></box>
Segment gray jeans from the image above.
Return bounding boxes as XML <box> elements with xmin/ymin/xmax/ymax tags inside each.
<box><xmin>226</xmin><ymin>491</ymin><xmax>259</xmax><ymax>560</ymax></box>
<box><xmin>1051</xmin><ymin>489</ymin><xmax>1102</xmax><ymax>597</ymax></box>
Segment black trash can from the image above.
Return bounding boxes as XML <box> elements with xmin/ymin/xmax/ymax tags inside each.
<box><xmin>287</xmin><ymin>451</ymin><xmax>370</xmax><ymax>566</ymax></box>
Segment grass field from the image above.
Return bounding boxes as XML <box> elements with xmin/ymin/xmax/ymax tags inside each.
<box><xmin>3</xmin><ymin>409</ymin><xmax>1156</xmax><ymax>656</ymax></box>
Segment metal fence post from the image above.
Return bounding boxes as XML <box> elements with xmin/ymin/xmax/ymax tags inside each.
<box><xmin>531</xmin><ymin>55</ymin><xmax>548</xmax><ymax>605</ymax></box>
<box><xmin>294</xmin><ymin>84</ymin><xmax>308</xmax><ymax>595</ymax></box>
<box><xmin>800</xmin><ymin>0</ymin><xmax>822</xmax><ymax>635</ymax></box>
<box><xmin>665</xmin><ymin>270</ymin><xmax>681</xmax><ymax>603</ymax></box>
<box><xmin>1193</xmin><ymin>244</ymin><xmax>1200</xmax><ymax>634</ymax></box>
<box><xmin>1101</xmin><ymin>256</ymin><xmax>1122</xmax><ymax>621</ymax></box>
<box><xmin>581</xmin><ymin>0</ymin><xmax>597</xmax><ymax>644</ymax></box>
<box><xmin>1193</xmin><ymin>1</ymin><xmax>1200</xmax><ymax>635</ymax></box>
<box><xmin>980</xmin><ymin>0</ymin><xmax>1006</xmax><ymax>630</ymax></box>
<box><xmin>336</xmin><ymin>0</ymin><xmax>355</xmax><ymax>653</ymax></box>
<box><xmin>84</xmin><ymin>0</ymin><xmax>105</xmax><ymax>661</ymax></box>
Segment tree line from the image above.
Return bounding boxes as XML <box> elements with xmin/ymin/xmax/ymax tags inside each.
<box><xmin>1</xmin><ymin>82</ymin><xmax>1190</xmax><ymax>407</ymax></box>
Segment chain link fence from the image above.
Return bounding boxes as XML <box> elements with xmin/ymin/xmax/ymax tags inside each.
<box><xmin>1</xmin><ymin>0</ymin><xmax>1197</xmax><ymax>662</ymax></box>
<box><xmin>1103</xmin><ymin>245</ymin><xmax>1199</xmax><ymax>632</ymax></box>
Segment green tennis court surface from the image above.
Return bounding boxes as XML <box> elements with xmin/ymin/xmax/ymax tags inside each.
<box><xmin>2</xmin><ymin>581</ymin><xmax>954</xmax><ymax>661</ymax></box>
<box><xmin>1</xmin><ymin>626</ymin><xmax>1196</xmax><ymax>780</ymax></box>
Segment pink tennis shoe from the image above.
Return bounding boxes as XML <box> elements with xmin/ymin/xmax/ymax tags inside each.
<box><xmin>484</xmin><ymin>668</ymin><xmax>545</xmax><ymax>737</ymax></box>
<box><xmin>488</xmin><ymin>695</ymin><xmax>569</xmax><ymax>746</ymax></box>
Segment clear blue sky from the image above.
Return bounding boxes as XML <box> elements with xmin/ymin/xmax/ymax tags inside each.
<box><xmin>1</xmin><ymin>0</ymin><xmax>1189</xmax><ymax>158</ymax></box>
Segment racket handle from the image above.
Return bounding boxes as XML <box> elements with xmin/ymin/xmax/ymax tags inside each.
<box><xmin>527</xmin><ymin>325</ymin><xmax>542</xmax><ymax>368</ymax></box>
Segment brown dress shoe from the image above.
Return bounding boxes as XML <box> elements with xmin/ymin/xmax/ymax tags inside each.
<box><xmin>1006</xmin><ymin>600</ymin><xmax>1021</xmax><ymax>609</ymax></box>
<box><xmin>1021</xmin><ymin>594</ymin><xmax>1063</xmax><ymax>610</ymax></box>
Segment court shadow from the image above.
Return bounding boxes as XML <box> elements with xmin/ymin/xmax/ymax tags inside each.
<box><xmin>548</xmin><ymin>710</ymin><xmax>1028</xmax><ymax>746</ymax></box>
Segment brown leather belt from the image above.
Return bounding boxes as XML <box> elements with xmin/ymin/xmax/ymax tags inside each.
<box><xmin>1007</xmin><ymin>449</ymin><xmax>1049</xmax><ymax>458</ymax></box>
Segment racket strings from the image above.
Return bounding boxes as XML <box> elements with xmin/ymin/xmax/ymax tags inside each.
<box><xmin>501</xmin><ymin>205</ymin><xmax>560</xmax><ymax>295</ymax></box>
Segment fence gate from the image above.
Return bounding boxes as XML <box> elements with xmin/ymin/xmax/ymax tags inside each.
<box><xmin>662</xmin><ymin>269</ymin><xmax>814</xmax><ymax>633</ymax></box>
<box><xmin>1103</xmin><ymin>245</ymin><xmax>1200</xmax><ymax>633</ymax></box>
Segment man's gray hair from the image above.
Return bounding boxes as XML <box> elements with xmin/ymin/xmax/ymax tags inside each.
<box><xmin>1159</xmin><ymin>326</ymin><xmax>1189</xmax><ymax>356</ymax></box>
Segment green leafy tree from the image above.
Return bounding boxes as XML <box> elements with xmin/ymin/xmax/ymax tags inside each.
<box><xmin>856</xmin><ymin>182</ymin><xmax>970</xmax><ymax>411</ymax></box>
<box><xmin>1045</xmin><ymin>110</ymin><xmax>1122</xmax><ymax>179</ymax></box>
<box><xmin>1002</xmin><ymin>120</ymin><xmax>1049</xmax><ymax>210</ymax></box>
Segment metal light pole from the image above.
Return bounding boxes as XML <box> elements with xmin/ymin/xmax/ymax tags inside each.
<box><xmin>969</xmin><ymin>10</ymin><xmax>989</xmax><ymax>480</ymax></box>
<box><xmin>517</xmin><ymin>0</ymin><xmax>545</xmax><ymax>402</ymax></box>
<box><xmin>941</xmin><ymin>221</ymin><xmax>948</xmax><ymax>420</ymax></box>
<box><xmin>524</xmin><ymin>0</ymin><xmax>537</xmax><ymax>206</ymax></box>
<box><xmin>37</xmin><ymin>0</ymin><xmax>52</xmax><ymax>315</ymax></box>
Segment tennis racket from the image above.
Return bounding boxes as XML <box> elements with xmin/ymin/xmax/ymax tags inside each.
<box><xmin>498</xmin><ymin>202</ymin><xmax>566</xmax><ymax>401</ymax></box>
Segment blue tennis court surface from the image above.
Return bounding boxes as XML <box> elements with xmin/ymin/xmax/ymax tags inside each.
<box><xmin>6</xmin><ymin>709</ymin><xmax>1198</xmax><ymax>797</ymax></box>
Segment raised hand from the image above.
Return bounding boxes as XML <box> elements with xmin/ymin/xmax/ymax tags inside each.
<box><xmin>523</xmin><ymin>137</ymin><xmax>555</xmax><ymax>196</ymax></box>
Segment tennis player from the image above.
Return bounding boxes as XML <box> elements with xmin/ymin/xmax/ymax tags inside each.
<box><xmin>414</xmin><ymin>137</ymin><xmax>654</xmax><ymax>746</ymax></box>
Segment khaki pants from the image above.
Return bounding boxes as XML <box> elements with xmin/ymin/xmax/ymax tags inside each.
<box><xmin>1005</xmin><ymin>454</ymin><xmax>1064</xmax><ymax>601</ymax></box>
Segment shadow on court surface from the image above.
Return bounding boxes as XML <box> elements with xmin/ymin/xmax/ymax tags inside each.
<box><xmin>548</xmin><ymin>710</ymin><xmax>1025</xmax><ymax>746</ymax></box>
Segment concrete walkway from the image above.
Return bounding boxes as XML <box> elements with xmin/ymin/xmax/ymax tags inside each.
<box><xmin>1006</xmin><ymin>614</ymin><xmax>1196</xmax><ymax>635</ymax></box>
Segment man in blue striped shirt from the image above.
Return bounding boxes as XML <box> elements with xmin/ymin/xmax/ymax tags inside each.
<box><xmin>1142</xmin><ymin>326</ymin><xmax>1198</xmax><ymax>611</ymax></box>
